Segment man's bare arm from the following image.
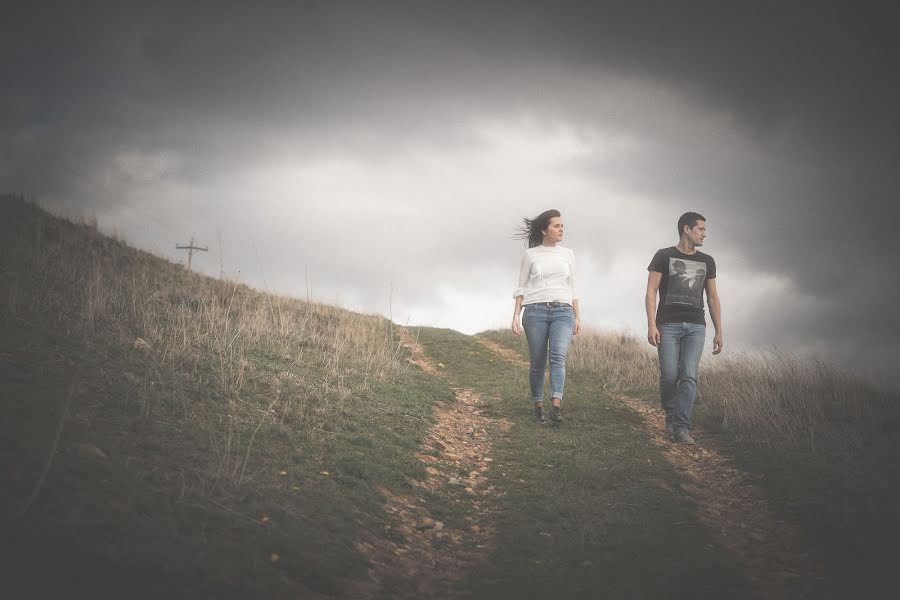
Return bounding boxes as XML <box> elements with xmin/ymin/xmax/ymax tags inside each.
<box><xmin>645</xmin><ymin>271</ymin><xmax>662</xmax><ymax>346</ymax></box>
<box><xmin>706</xmin><ymin>278</ymin><xmax>723</xmax><ymax>354</ymax></box>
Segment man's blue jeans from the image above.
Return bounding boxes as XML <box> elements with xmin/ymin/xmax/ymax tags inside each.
<box><xmin>522</xmin><ymin>303</ymin><xmax>575</xmax><ymax>403</ymax></box>
<box><xmin>658</xmin><ymin>322</ymin><xmax>706</xmax><ymax>433</ymax></box>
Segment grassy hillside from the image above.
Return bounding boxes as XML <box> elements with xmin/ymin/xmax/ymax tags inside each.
<box><xmin>0</xmin><ymin>195</ymin><xmax>453</xmax><ymax>598</ymax></box>
<box><xmin>4</xmin><ymin>194</ymin><xmax>898</xmax><ymax>599</ymax></box>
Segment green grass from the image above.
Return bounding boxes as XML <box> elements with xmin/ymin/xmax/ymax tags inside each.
<box><xmin>1</xmin><ymin>316</ymin><xmax>454</xmax><ymax>598</ymax></box>
<box><xmin>0</xmin><ymin>196</ymin><xmax>456</xmax><ymax>598</ymax></box>
<box><xmin>482</xmin><ymin>326</ymin><xmax>900</xmax><ymax>598</ymax></box>
<box><xmin>417</xmin><ymin>327</ymin><xmax>755</xmax><ymax>599</ymax></box>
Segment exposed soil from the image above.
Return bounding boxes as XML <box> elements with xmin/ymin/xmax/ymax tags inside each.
<box><xmin>397</xmin><ymin>328</ymin><xmax>442</xmax><ymax>375</ymax></box>
<box><xmin>476</xmin><ymin>337</ymin><xmax>529</xmax><ymax>368</ymax></box>
<box><xmin>350</xmin><ymin>330</ymin><xmax>510</xmax><ymax>598</ymax></box>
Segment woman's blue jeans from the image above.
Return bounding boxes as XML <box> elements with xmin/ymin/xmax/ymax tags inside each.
<box><xmin>522</xmin><ymin>303</ymin><xmax>575</xmax><ymax>403</ymax></box>
<box><xmin>657</xmin><ymin>322</ymin><xmax>706</xmax><ymax>433</ymax></box>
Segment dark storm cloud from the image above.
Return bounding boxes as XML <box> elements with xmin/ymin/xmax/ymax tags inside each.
<box><xmin>5</xmin><ymin>1</ymin><xmax>898</xmax><ymax>188</ymax></box>
<box><xmin>2</xmin><ymin>0</ymin><xmax>899</xmax><ymax>374</ymax></box>
<box><xmin>6</xmin><ymin>1</ymin><xmax>898</xmax><ymax>163</ymax></box>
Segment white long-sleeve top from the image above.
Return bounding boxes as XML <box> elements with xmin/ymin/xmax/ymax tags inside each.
<box><xmin>513</xmin><ymin>245</ymin><xmax>578</xmax><ymax>304</ymax></box>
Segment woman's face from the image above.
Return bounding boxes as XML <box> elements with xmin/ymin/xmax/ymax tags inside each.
<box><xmin>542</xmin><ymin>216</ymin><xmax>564</xmax><ymax>244</ymax></box>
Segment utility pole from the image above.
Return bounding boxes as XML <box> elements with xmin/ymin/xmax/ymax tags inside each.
<box><xmin>176</xmin><ymin>236</ymin><xmax>208</xmax><ymax>270</ymax></box>
<box><xmin>217</xmin><ymin>228</ymin><xmax>224</xmax><ymax>279</ymax></box>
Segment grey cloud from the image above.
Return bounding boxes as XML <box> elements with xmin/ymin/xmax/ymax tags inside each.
<box><xmin>3</xmin><ymin>0</ymin><xmax>899</xmax><ymax>379</ymax></box>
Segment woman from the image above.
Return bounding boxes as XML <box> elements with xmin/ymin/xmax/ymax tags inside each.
<box><xmin>512</xmin><ymin>209</ymin><xmax>580</xmax><ymax>424</ymax></box>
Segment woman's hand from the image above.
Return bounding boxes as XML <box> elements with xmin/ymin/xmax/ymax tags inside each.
<box><xmin>573</xmin><ymin>318</ymin><xmax>581</xmax><ymax>335</ymax></box>
<box><xmin>512</xmin><ymin>315</ymin><xmax>522</xmax><ymax>336</ymax></box>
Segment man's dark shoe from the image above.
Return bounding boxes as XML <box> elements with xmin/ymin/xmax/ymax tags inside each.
<box><xmin>533</xmin><ymin>404</ymin><xmax>545</xmax><ymax>424</ymax></box>
<box><xmin>665</xmin><ymin>411</ymin><xmax>674</xmax><ymax>435</ymax></box>
<box><xmin>673</xmin><ymin>430</ymin><xmax>696</xmax><ymax>445</ymax></box>
<box><xmin>549</xmin><ymin>405</ymin><xmax>562</xmax><ymax>423</ymax></box>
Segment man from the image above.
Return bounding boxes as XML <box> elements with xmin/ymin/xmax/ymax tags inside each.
<box><xmin>645</xmin><ymin>212</ymin><xmax>723</xmax><ymax>445</ymax></box>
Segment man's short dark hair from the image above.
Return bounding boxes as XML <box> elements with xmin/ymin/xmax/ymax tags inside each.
<box><xmin>677</xmin><ymin>212</ymin><xmax>706</xmax><ymax>236</ymax></box>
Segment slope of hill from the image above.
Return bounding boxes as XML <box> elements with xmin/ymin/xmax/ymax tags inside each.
<box><xmin>0</xmin><ymin>196</ymin><xmax>454</xmax><ymax>598</ymax></box>
<box><xmin>4</xmin><ymin>195</ymin><xmax>897</xmax><ymax>599</ymax></box>
<box><xmin>0</xmin><ymin>197</ymin><xmax>752</xmax><ymax>598</ymax></box>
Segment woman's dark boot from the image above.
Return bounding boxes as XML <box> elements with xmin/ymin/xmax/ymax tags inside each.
<box><xmin>533</xmin><ymin>403</ymin><xmax>545</xmax><ymax>424</ymax></box>
<box><xmin>550</xmin><ymin>405</ymin><xmax>562</xmax><ymax>423</ymax></box>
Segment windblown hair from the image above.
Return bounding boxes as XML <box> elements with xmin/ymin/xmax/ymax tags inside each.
<box><xmin>516</xmin><ymin>209</ymin><xmax>561</xmax><ymax>248</ymax></box>
<box><xmin>677</xmin><ymin>212</ymin><xmax>706</xmax><ymax>237</ymax></box>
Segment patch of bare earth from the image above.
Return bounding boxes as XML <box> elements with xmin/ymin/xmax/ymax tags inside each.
<box><xmin>619</xmin><ymin>396</ymin><xmax>824</xmax><ymax>599</ymax></box>
<box><xmin>476</xmin><ymin>338</ymin><xmax>529</xmax><ymax>369</ymax></box>
<box><xmin>349</xmin><ymin>330</ymin><xmax>510</xmax><ymax>599</ymax></box>
<box><xmin>397</xmin><ymin>328</ymin><xmax>443</xmax><ymax>375</ymax></box>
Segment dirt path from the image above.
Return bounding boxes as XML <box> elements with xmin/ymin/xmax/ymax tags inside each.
<box><xmin>476</xmin><ymin>337</ymin><xmax>530</xmax><ymax>368</ymax></box>
<box><xmin>351</xmin><ymin>330</ymin><xmax>510</xmax><ymax>598</ymax></box>
<box><xmin>399</xmin><ymin>329</ymin><xmax>443</xmax><ymax>375</ymax></box>
<box><xmin>477</xmin><ymin>338</ymin><xmax>823</xmax><ymax>599</ymax></box>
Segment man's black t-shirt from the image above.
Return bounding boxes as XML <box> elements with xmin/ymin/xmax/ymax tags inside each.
<box><xmin>647</xmin><ymin>247</ymin><xmax>717</xmax><ymax>326</ymax></box>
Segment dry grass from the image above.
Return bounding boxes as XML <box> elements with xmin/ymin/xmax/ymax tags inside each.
<box><xmin>1</xmin><ymin>196</ymin><xmax>404</xmax><ymax>490</ymax></box>
<box><xmin>568</xmin><ymin>327</ymin><xmax>658</xmax><ymax>393</ymax></box>
<box><xmin>563</xmin><ymin>326</ymin><xmax>898</xmax><ymax>460</ymax></box>
<box><xmin>698</xmin><ymin>350</ymin><xmax>895</xmax><ymax>455</ymax></box>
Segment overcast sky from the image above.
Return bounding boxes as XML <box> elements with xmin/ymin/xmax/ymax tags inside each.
<box><xmin>3</xmin><ymin>0</ymin><xmax>899</xmax><ymax>381</ymax></box>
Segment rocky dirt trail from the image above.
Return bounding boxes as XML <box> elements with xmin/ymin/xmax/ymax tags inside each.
<box><xmin>477</xmin><ymin>338</ymin><xmax>823</xmax><ymax>599</ymax></box>
<box><xmin>350</xmin><ymin>330</ymin><xmax>510</xmax><ymax>599</ymax></box>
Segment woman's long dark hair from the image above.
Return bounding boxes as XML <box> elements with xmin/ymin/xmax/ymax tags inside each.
<box><xmin>516</xmin><ymin>209</ymin><xmax>561</xmax><ymax>248</ymax></box>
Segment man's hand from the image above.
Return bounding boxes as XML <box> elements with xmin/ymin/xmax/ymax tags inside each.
<box><xmin>713</xmin><ymin>332</ymin><xmax>723</xmax><ymax>355</ymax></box>
<box><xmin>647</xmin><ymin>325</ymin><xmax>660</xmax><ymax>347</ymax></box>
<box><xmin>512</xmin><ymin>316</ymin><xmax>522</xmax><ymax>336</ymax></box>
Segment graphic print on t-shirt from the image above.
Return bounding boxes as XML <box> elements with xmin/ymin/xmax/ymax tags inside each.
<box><xmin>665</xmin><ymin>257</ymin><xmax>706</xmax><ymax>308</ymax></box>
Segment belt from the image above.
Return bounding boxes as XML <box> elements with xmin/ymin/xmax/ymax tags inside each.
<box><xmin>532</xmin><ymin>301</ymin><xmax>570</xmax><ymax>307</ymax></box>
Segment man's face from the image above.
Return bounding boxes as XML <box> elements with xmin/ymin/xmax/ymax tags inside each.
<box><xmin>684</xmin><ymin>220</ymin><xmax>707</xmax><ymax>246</ymax></box>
